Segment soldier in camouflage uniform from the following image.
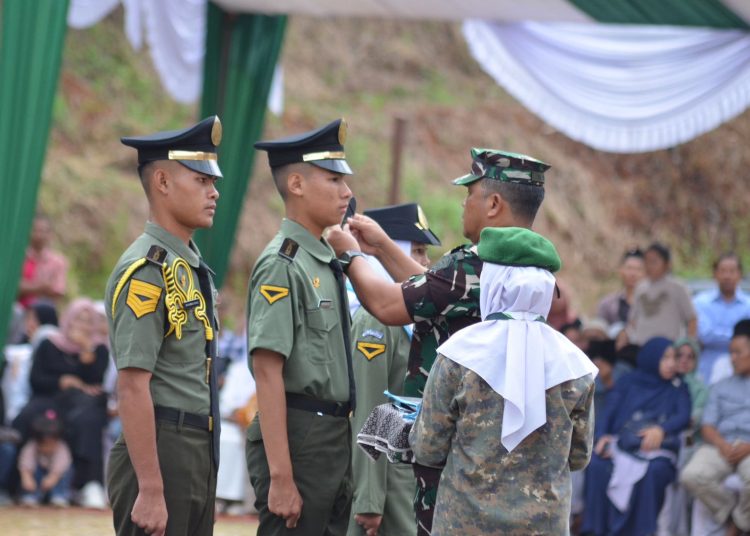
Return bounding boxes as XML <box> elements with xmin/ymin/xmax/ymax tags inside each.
<box><xmin>410</xmin><ymin>227</ymin><xmax>597</xmax><ymax>536</ymax></box>
<box><xmin>328</xmin><ymin>148</ymin><xmax>552</xmax><ymax>535</ymax></box>
<box><xmin>346</xmin><ymin>203</ymin><xmax>440</xmax><ymax>536</ymax></box>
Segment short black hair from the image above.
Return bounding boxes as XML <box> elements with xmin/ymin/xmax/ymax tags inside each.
<box><xmin>714</xmin><ymin>252</ymin><xmax>743</xmax><ymax>274</ymax></box>
<box><xmin>645</xmin><ymin>242</ymin><xmax>670</xmax><ymax>264</ymax></box>
<box><xmin>30</xmin><ymin>412</ymin><xmax>62</xmax><ymax>442</ymax></box>
<box><xmin>621</xmin><ymin>248</ymin><xmax>644</xmax><ymax>263</ymax></box>
<box><xmin>480</xmin><ymin>179</ymin><xmax>545</xmax><ymax>224</ymax></box>
<box><xmin>733</xmin><ymin>318</ymin><xmax>750</xmax><ymax>339</ymax></box>
<box><xmin>137</xmin><ymin>161</ymin><xmax>156</xmax><ymax>197</ymax></box>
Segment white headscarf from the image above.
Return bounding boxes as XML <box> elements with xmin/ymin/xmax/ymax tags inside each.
<box><xmin>436</xmin><ymin>262</ymin><xmax>597</xmax><ymax>452</ymax></box>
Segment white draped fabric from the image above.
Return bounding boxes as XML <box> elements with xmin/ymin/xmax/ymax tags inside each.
<box><xmin>437</xmin><ymin>263</ymin><xmax>597</xmax><ymax>452</ymax></box>
<box><xmin>68</xmin><ymin>0</ymin><xmax>750</xmax><ymax>152</ymax></box>
<box><xmin>463</xmin><ymin>20</ymin><xmax>750</xmax><ymax>153</ymax></box>
<box><xmin>68</xmin><ymin>0</ymin><xmax>284</xmax><ymax>109</ymax></box>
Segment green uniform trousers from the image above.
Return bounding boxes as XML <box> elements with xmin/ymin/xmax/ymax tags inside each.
<box><xmin>107</xmin><ymin>421</ymin><xmax>217</xmax><ymax>536</ymax></box>
<box><xmin>246</xmin><ymin>408</ymin><xmax>353</xmax><ymax>536</ymax></box>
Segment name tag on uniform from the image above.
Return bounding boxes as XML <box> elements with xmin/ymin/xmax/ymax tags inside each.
<box><xmin>318</xmin><ymin>299</ymin><xmax>333</xmax><ymax>310</ymax></box>
<box><xmin>184</xmin><ymin>299</ymin><xmax>201</xmax><ymax>309</ymax></box>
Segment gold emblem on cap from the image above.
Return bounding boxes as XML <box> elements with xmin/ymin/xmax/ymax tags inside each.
<box><xmin>302</xmin><ymin>151</ymin><xmax>346</xmax><ymax>162</ymax></box>
<box><xmin>338</xmin><ymin>119</ymin><xmax>347</xmax><ymax>145</ymax></box>
<box><xmin>211</xmin><ymin>117</ymin><xmax>222</xmax><ymax>146</ymax></box>
<box><xmin>416</xmin><ymin>205</ymin><xmax>429</xmax><ymax>231</ymax></box>
<box><xmin>168</xmin><ymin>150</ymin><xmax>218</xmax><ymax>161</ymax></box>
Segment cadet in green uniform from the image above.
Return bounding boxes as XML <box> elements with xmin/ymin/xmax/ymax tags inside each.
<box><xmin>247</xmin><ymin>119</ymin><xmax>356</xmax><ymax>535</ymax></box>
<box><xmin>347</xmin><ymin>203</ymin><xmax>440</xmax><ymax>536</ymax></box>
<box><xmin>105</xmin><ymin>116</ymin><xmax>223</xmax><ymax>536</ymax></box>
<box><xmin>328</xmin><ymin>148</ymin><xmax>550</xmax><ymax>535</ymax></box>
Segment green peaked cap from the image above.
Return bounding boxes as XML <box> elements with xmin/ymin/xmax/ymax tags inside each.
<box><xmin>478</xmin><ymin>227</ymin><xmax>562</xmax><ymax>273</ymax></box>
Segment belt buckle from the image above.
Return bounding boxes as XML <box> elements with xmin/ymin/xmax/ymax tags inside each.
<box><xmin>333</xmin><ymin>402</ymin><xmax>345</xmax><ymax>417</ymax></box>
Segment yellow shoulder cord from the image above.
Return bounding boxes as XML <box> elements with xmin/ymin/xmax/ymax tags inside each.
<box><xmin>111</xmin><ymin>259</ymin><xmax>148</xmax><ymax>318</ymax></box>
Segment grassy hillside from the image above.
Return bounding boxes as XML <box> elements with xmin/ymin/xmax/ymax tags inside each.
<box><xmin>41</xmin><ymin>10</ymin><xmax>750</xmax><ymax>319</ymax></box>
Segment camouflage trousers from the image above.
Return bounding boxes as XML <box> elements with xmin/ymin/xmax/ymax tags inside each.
<box><xmin>413</xmin><ymin>463</ymin><xmax>442</xmax><ymax>536</ymax></box>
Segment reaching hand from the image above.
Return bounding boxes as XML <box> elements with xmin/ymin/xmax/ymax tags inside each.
<box><xmin>348</xmin><ymin>215</ymin><xmax>391</xmax><ymax>256</ymax></box>
<box><xmin>326</xmin><ymin>226</ymin><xmax>360</xmax><ymax>257</ymax></box>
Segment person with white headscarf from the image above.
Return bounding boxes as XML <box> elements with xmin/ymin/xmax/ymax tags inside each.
<box><xmin>409</xmin><ymin>226</ymin><xmax>598</xmax><ymax>535</ymax></box>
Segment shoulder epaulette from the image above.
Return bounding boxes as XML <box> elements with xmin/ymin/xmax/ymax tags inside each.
<box><xmin>146</xmin><ymin>245</ymin><xmax>168</xmax><ymax>266</ymax></box>
<box><xmin>278</xmin><ymin>238</ymin><xmax>299</xmax><ymax>262</ymax></box>
<box><xmin>111</xmin><ymin>245</ymin><xmax>167</xmax><ymax>317</ymax></box>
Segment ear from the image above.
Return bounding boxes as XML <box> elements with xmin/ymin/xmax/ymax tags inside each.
<box><xmin>485</xmin><ymin>191</ymin><xmax>505</xmax><ymax>218</ymax></box>
<box><xmin>152</xmin><ymin>166</ymin><xmax>170</xmax><ymax>196</ymax></box>
<box><xmin>286</xmin><ymin>170</ymin><xmax>304</xmax><ymax>198</ymax></box>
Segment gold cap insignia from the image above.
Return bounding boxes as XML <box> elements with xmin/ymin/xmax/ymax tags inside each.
<box><xmin>211</xmin><ymin>117</ymin><xmax>222</xmax><ymax>146</ymax></box>
<box><xmin>338</xmin><ymin>119</ymin><xmax>347</xmax><ymax>145</ymax></box>
<box><xmin>416</xmin><ymin>205</ymin><xmax>429</xmax><ymax>231</ymax></box>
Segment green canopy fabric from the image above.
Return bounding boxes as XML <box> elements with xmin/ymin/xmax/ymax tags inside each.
<box><xmin>194</xmin><ymin>3</ymin><xmax>287</xmax><ymax>289</ymax></box>
<box><xmin>0</xmin><ymin>0</ymin><xmax>69</xmax><ymax>354</ymax></box>
<box><xmin>570</xmin><ymin>0</ymin><xmax>749</xmax><ymax>28</ymax></box>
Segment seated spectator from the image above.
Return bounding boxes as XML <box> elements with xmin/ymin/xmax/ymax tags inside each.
<box><xmin>547</xmin><ymin>278</ymin><xmax>579</xmax><ymax>331</ymax></box>
<box><xmin>597</xmin><ymin>248</ymin><xmax>645</xmax><ymax>335</ymax></box>
<box><xmin>17</xmin><ymin>214</ymin><xmax>68</xmax><ymax>308</ymax></box>
<box><xmin>693</xmin><ymin>253</ymin><xmax>750</xmax><ymax>385</ymax></box>
<box><xmin>674</xmin><ymin>338</ymin><xmax>708</xmax><ymax>442</ymax></box>
<box><xmin>680</xmin><ymin>325</ymin><xmax>750</xmax><ymax>536</ymax></box>
<box><xmin>20</xmin><ymin>301</ymin><xmax>59</xmax><ymax>349</ymax></box>
<box><xmin>582</xmin><ymin>337</ymin><xmax>691</xmax><ymax>536</ymax></box>
<box><xmin>12</xmin><ymin>298</ymin><xmax>109</xmax><ymax>509</ymax></box>
<box><xmin>586</xmin><ymin>340</ymin><xmax>617</xmax><ymax>426</ymax></box>
<box><xmin>561</xmin><ymin>318</ymin><xmax>586</xmax><ymax>350</ymax></box>
<box><xmin>18</xmin><ymin>411</ymin><xmax>72</xmax><ymax>507</ymax></box>
<box><xmin>0</xmin><ymin>425</ymin><xmax>21</xmax><ymax>506</ymax></box>
<box><xmin>625</xmin><ymin>242</ymin><xmax>696</xmax><ymax>345</ymax></box>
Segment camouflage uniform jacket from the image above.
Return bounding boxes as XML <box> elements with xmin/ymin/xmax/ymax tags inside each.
<box><xmin>410</xmin><ymin>354</ymin><xmax>596</xmax><ymax>536</ymax></box>
<box><xmin>401</xmin><ymin>245</ymin><xmax>482</xmax><ymax>397</ymax></box>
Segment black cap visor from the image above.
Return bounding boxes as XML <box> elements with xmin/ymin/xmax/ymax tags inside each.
<box><xmin>178</xmin><ymin>159</ymin><xmax>223</xmax><ymax>178</ymax></box>
<box><xmin>311</xmin><ymin>159</ymin><xmax>352</xmax><ymax>175</ymax></box>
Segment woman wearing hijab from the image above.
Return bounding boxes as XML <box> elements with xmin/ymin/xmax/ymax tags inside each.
<box><xmin>12</xmin><ymin>298</ymin><xmax>110</xmax><ymax>508</ymax></box>
<box><xmin>409</xmin><ymin>227</ymin><xmax>598</xmax><ymax>535</ymax></box>
<box><xmin>21</xmin><ymin>300</ymin><xmax>59</xmax><ymax>348</ymax></box>
<box><xmin>581</xmin><ymin>337</ymin><xmax>691</xmax><ymax>536</ymax></box>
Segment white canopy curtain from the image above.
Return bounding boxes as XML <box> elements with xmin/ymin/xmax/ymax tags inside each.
<box><xmin>67</xmin><ymin>0</ymin><xmax>750</xmax><ymax>153</ymax></box>
<box><xmin>463</xmin><ymin>20</ymin><xmax>750</xmax><ymax>153</ymax></box>
<box><xmin>66</xmin><ymin>0</ymin><xmax>284</xmax><ymax>112</ymax></box>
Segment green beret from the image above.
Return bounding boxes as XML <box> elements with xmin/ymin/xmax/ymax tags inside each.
<box><xmin>478</xmin><ymin>227</ymin><xmax>561</xmax><ymax>273</ymax></box>
<box><xmin>454</xmin><ymin>148</ymin><xmax>549</xmax><ymax>187</ymax></box>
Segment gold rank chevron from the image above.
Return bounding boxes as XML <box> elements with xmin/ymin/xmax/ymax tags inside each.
<box><xmin>260</xmin><ymin>285</ymin><xmax>289</xmax><ymax>305</ymax></box>
<box><xmin>126</xmin><ymin>279</ymin><xmax>163</xmax><ymax>318</ymax></box>
<box><xmin>357</xmin><ymin>341</ymin><xmax>386</xmax><ymax>361</ymax></box>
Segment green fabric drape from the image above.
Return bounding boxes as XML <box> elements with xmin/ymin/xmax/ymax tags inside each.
<box><xmin>195</xmin><ymin>2</ymin><xmax>287</xmax><ymax>288</ymax></box>
<box><xmin>0</xmin><ymin>0</ymin><xmax>69</xmax><ymax>354</ymax></box>
<box><xmin>570</xmin><ymin>0</ymin><xmax>750</xmax><ymax>29</ymax></box>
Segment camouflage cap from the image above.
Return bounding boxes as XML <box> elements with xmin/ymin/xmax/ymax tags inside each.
<box><xmin>453</xmin><ymin>148</ymin><xmax>549</xmax><ymax>187</ymax></box>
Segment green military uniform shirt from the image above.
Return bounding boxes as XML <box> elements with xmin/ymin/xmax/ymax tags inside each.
<box><xmin>247</xmin><ymin>218</ymin><xmax>350</xmax><ymax>403</ymax></box>
<box><xmin>348</xmin><ymin>309</ymin><xmax>415</xmax><ymax>536</ymax></box>
<box><xmin>105</xmin><ymin>221</ymin><xmax>217</xmax><ymax>414</ymax></box>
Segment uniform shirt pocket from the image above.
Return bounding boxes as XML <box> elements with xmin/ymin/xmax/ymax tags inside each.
<box><xmin>305</xmin><ymin>300</ymin><xmax>339</xmax><ymax>363</ymax></box>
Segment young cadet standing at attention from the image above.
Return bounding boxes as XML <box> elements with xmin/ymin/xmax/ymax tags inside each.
<box><xmin>347</xmin><ymin>203</ymin><xmax>441</xmax><ymax>536</ymax></box>
<box><xmin>247</xmin><ymin>119</ymin><xmax>356</xmax><ymax>535</ymax></box>
<box><xmin>328</xmin><ymin>148</ymin><xmax>550</xmax><ymax>535</ymax></box>
<box><xmin>105</xmin><ymin>116</ymin><xmax>223</xmax><ymax>536</ymax></box>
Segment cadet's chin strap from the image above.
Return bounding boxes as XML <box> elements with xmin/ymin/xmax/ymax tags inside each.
<box><xmin>196</xmin><ymin>261</ymin><xmax>221</xmax><ymax>467</ymax></box>
<box><xmin>329</xmin><ymin>259</ymin><xmax>356</xmax><ymax>414</ymax></box>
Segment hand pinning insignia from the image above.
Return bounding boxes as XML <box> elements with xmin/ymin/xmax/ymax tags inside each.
<box><xmin>260</xmin><ymin>284</ymin><xmax>290</xmax><ymax>305</ymax></box>
<box><xmin>357</xmin><ymin>341</ymin><xmax>386</xmax><ymax>361</ymax></box>
<box><xmin>126</xmin><ymin>279</ymin><xmax>162</xmax><ymax>318</ymax></box>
